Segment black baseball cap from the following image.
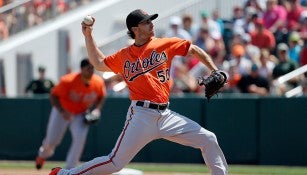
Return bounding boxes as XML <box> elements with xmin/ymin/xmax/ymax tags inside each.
<box><xmin>80</xmin><ymin>58</ymin><xmax>91</xmax><ymax>68</ymax></box>
<box><xmin>126</xmin><ymin>9</ymin><xmax>158</xmax><ymax>31</ymax></box>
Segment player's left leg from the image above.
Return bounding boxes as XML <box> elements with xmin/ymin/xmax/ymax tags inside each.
<box><xmin>65</xmin><ymin>114</ymin><xmax>89</xmax><ymax>169</ymax></box>
<box><xmin>159</xmin><ymin>109</ymin><xmax>228</xmax><ymax>175</ymax></box>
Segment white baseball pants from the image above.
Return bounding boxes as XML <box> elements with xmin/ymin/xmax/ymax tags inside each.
<box><xmin>58</xmin><ymin>101</ymin><xmax>228</xmax><ymax>175</ymax></box>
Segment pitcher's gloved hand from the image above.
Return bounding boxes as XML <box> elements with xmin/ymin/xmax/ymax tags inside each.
<box><xmin>84</xmin><ymin>109</ymin><xmax>101</xmax><ymax>125</ymax></box>
<box><xmin>198</xmin><ymin>70</ymin><xmax>228</xmax><ymax>100</ymax></box>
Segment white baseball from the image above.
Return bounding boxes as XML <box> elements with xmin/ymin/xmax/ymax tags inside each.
<box><xmin>83</xmin><ymin>15</ymin><xmax>94</xmax><ymax>25</ymax></box>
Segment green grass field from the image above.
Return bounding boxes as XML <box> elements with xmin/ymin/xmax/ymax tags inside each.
<box><xmin>1</xmin><ymin>161</ymin><xmax>307</xmax><ymax>175</ymax></box>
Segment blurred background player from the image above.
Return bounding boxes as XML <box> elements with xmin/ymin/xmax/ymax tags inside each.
<box><xmin>25</xmin><ymin>66</ymin><xmax>54</xmax><ymax>95</ymax></box>
<box><xmin>35</xmin><ymin>58</ymin><xmax>106</xmax><ymax>170</ymax></box>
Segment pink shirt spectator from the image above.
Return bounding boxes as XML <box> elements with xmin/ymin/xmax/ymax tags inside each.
<box><xmin>263</xmin><ymin>4</ymin><xmax>287</xmax><ymax>30</ymax></box>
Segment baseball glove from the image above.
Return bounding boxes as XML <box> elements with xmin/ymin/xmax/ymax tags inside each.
<box><xmin>84</xmin><ymin>112</ymin><xmax>100</xmax><ymax>125</ymax></box>
<box><xmin>198</xmin><ymin>70</ymin><xmax>227</xmax><ymax>100</ymax></box>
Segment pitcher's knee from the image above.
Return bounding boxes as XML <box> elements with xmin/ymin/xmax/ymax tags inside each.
<box><xmin>113</xmin><ymin>165</ymin><xmax>124</xmax><ymax>173</ymax></box>
<box><xmin>206</xmin><ymin>131</ymin><xmax>218</xmax><ymax>144</ymax></box>
<box><xmin>111</xmin><ymin>160</ymin><xmax>126</xmax><ymax>172</ymax></box>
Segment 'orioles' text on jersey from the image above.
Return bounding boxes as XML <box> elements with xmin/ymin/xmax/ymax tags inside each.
<box><xmin>51</xmin><ymin>73</ymin><xmax>106</xmax><ymax>114</ymax></box>
<box><xmin>104</xmin><ymin>37</ymin><xmax>191</xmax><ymax>103</ymax></box>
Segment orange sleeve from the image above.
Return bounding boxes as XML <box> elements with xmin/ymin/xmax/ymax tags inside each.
<box><xmin>167</xmin><ymin>37</ymin><xmax>191</xmax><ymax>58</ymax></box>
<box><xmin>104</xmin><ymin>48</ymin><xmax>127</xmax><ymax>74</ymax></box>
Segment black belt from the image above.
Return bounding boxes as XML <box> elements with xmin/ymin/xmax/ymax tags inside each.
<box><xmin>136</xmin><ymin>101</ymin><xmax>168</xmax><ymax>110</ymax></box>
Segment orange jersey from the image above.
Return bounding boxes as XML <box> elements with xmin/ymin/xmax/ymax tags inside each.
<box><xmin>51</xmin><ymin>73</ymin><xmax>106</xmax><ymax>114</ymax></box>
<box><xmin>104</xmin><ymin>37</ymin><xmax>191</xmax><ymax>103</ymax></box>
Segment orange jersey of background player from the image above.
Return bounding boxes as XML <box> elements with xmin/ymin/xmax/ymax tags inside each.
<box><xmin>104</xmin><ymin>37</ymin><xmax>191</xmax><ymax>103</ymax></box>
<box><xmin>51</xmin><ymin>72</ymin><xmax>106</xmax><ymax>114</ymax></box>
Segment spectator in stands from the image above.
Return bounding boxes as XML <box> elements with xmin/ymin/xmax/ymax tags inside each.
<box><xmin>241</xmin><ymin>33</ymin><xmax>260</xmax><ymax>63</ymax></box>
<box><xmin>194</xmin><ymin>25</ymin><xmax>215</xmax><ymax>53</ymax></box>
<box><xmin>211</xmin><ymin>34</ymin><xmax>226</xmax><ymax>61</ymax></box>
<box><xmin>181</xmin><ymin>14</ymin><xmax>198</xmax><ymax>41</ymax></box>
<box><xmin>165</xmin><ymin>15</ymin><xmax>192</xmax><ymax>78</ymax></box>
<box><xmin>171</xmin><ymin>58</ymin><xmax>198</xmax><ymax>94</ymax></box>
<box><xmin>27</xmin><ymin>4</ymin><xmax>44</xmax><ymax>27</ymax></box>
<box><xmin>287</xmin><ymin>0</ymin><xmax>305</xmax><ymax>31</ymax></box>
<box><xmin>211</xmin><ymin>9</ymin><xmax>224</xmax><ymax>36</ymax></box>
<box><xmin>232</xmin><ymin>5</ymin><xmax>252</xmax><ymax>38</ymax></box>
<box><xmin>231</xmin><ymin>27</ymin><xmax>245</xmax><ymax>47</ymax></box>
<box><xmin>243</xmin><ymin>0</ymin><xmax>266</xmax><ymax>13</ymax></box>
<box><xmin>1</xmin><ymin>0</ymin><xmax>93</xmax><ymax>39</ymax></box>
<box><xmin>165</xmin><ymin>16</ymin><xmax>191</xmax><ymax>40</ymax></box>
<box><xmin>225</xmin><ymin>44</ymin><xmax>253</xmax><ymax>76</ymax></box>
<box><xmin>31</xmin><ymin>0</ymin><xmax>51</xmax><ymax>20</ymax></box>
<box><xmin>243</xmin><ymin>6</ymin><xmax>259</xmax><ymax>34</ymax></box>
<box><xmin>263</xmin><ymin>0</ymin><xmax>287</xmax><ymax>34</ymax></box>
<box><xmin>299</xmin><ymin>11</ymin><xmax>307</xmax><ymax>66</ymax></box>
<box><xmin>10</xmin><ymin>6</ymin><xmax>28</xmax><ymax>34</ymax></box>
<box><xmin>199</xmin><ymin>10</ymin><xmax>222</xmax><ymax>42</ymax></box>
<box><xmin>0</xmin><ymin>14</ymin><xmax>9</xmax><ymax>40</ymax></box>
<box><xmin>25</xmin><ymin>66</ymin><xmax>54</xmax><ymax>95</ymax></box>
<box><xmin>232</xmin><ymin>5</ymin><xmax>245</xmax><ymax>29</ymax></box>
<box><xmin>250</xmin><ymin>18</ymin><xmax>276</xmax><ymax>51</ymax></box>
<box><xmin>237</xmin><ymin>64</ymin><xmax>270</xmax><ymax>95</ymax></box>
<box><xmin>57</xmin><ymin>0</ymin><xmax>68</xmax><ymax>14</ymax></box>
<box><xmin>272</xmin><ymin>43</ymin><xmax>299</xmax><ymax>90</ymax></box>
<box><xmin>223</xmin><ymin>64</ymin><xmax>241</xmax><ymax>93</ymax></box>
<box><xmin>258</xmin><ymin>48</ymin><xmax>276</xmax><ymax>79</ymax></box>
<box><xmin>288</xmin><ymin>31</ymin><xmax>302</xmax><ymax>65</ymax></box>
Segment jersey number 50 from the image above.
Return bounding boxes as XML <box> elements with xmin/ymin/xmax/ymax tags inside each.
<box><xmin>157</xmin><ymin>68</ymin><xmax>170</xmax><ymax>83</ymax></box>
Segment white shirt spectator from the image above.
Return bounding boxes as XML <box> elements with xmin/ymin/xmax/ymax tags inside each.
<box><xmin>165</xmin><ymin>16</ymin><xmax>192</xmax><ymax>40</ymax></box>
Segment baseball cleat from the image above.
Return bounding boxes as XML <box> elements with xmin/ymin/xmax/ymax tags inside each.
<box><xmin>35</xmin><ymin>156</ymin><xmax>45</xmax><ymax>170</ymax></box>
<box><xmin>49</xmin><ymin>167</ymin><xmax>62</xmax><ymax>175</ymax></box>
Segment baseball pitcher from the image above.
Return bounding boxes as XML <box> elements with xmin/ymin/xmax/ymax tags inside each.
<box><xmin>49</xmin><ymin>9</ymin><xmax>228</xmax><ymax>175</ymax></box>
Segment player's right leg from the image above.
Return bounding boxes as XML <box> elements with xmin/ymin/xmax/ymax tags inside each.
<box><xmin>36</xmin><ymin>107</ymin><xmax>69</xmax><ymax>169</ymax></box>
<box><xmin>55</xmin><ymin>103</ymin><xmax>159</xmax><ymax>175</ymax></box>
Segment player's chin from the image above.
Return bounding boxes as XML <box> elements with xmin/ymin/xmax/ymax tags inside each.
<box><xmin>149</xmin><ymin>31</ymin><xmax>155</xmax><ymax>37</ymax></box>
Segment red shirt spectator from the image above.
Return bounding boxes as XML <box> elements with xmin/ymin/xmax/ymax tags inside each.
<box><xmin>287</xmin><ymin>0</ymin><xmax>305</xmax><ymax>31</ymax></box>
<box><xmin>300</xmin><ymin>47</ymin><xmax>307</xmax><ymax>66</ymax></box>
<box><xmin>300</xmin><ymin>12</ymin><xmax>307</xmax><ymax>66</ymax></box>
<box><xmin>250</xmin><ymin>19</ymin><xmax>276</xmax><ymax>51</ymax></box>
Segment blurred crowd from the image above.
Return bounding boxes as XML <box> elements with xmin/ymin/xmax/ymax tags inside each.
<box><xmin>167</xmin><ymin>0</ymin><xmax>307</xmax><ymax>97</ymax></box>
<box><xmin>106</xmin><ymin>0</ymin><xmax>307</xmax><ymax>97</ymax></box>
<box><xmin>0</xmin><ymin>0</ymin><xmax>92</xmax><ymax>40</ymax></box>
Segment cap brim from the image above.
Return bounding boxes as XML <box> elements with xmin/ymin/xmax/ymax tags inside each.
<box><xmin>140</xmin><ymin>14</ymin><xmax>158</xmax><ymax>23</ymax></box>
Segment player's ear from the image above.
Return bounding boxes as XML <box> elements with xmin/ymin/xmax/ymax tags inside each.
<box><xmin>131</xmin><ymin>26</ymin><xmax>138</xmax><ymax>33</ymax></box>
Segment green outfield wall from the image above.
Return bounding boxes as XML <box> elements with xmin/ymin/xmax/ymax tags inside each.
<box><xmin>0</xmin><ymin>95</ymin><xmax>306</xmax><ymax>165</ymax></box>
